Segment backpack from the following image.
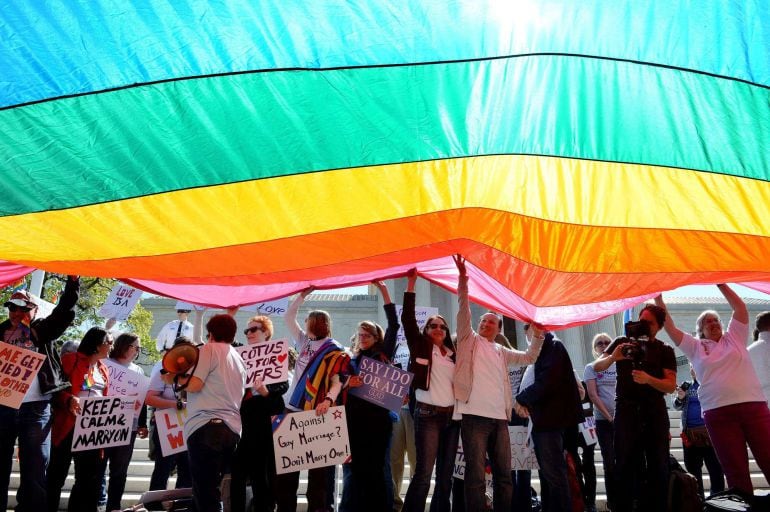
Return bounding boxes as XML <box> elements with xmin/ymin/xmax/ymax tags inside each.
<box><xmin>668</xmin><ymin>455</ymin><xmax>702</xmax><ymax>512</ymax></box>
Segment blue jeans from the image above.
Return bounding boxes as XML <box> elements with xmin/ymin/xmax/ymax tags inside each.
<box><xmin>0</xmin><ymin>401</ymin><xmax>52</xmax><ymax>512</ymax></box>
<box><xmin>103</xmin><ymin>431</ymin><xmax>138</xmax><ymax>511</ymax></box>
<box><xmin>402</xmin><ymin>404</ymin><xmax>459</xmax><ymax>512</ymax></box>
<box><xmin>187</xmin><ymin>420</ymin><xmax>239</xmax><ymax>512</ymax></box>
<box><xmin>460</xmin><ymin>415</ymin><xmax>512</xmax><ymax>512</ymax></box>
<box><xmin>595</xmin><ymin>419</ymin><xmax>616</xmax><ymax>509</ymax></box>
<box><xmin>149</xmin><ymin>422</ymin><xmax>191</xmax><ymax>490</ymax></box>
<box><xmin>532</xmin><ymin>430</ymin><xmax>570</xmax><ymax>512</ymax></box>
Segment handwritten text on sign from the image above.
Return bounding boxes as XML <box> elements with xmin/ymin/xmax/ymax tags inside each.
<box><xmin>155</xmin><ymin>408</ymin><xmax>188</xmax><ymax>456</ymax></box>
<box><xmin>72</xmin><ymin>396</ymin><xmax>135</xmax><ymax>452</ymax></box>
<box><xmin>98</xmin><ymin>284</ymin><xmax>141</xmax><ymax>320</ymax></box>
<box><xmin>237</xmin><ymin>338</ymin><xmax>289</xmax><ymax>386</ymax></box>
<box><xmin>0</xmin><ymin>342</ymin><xmax>46</xmax><ymax>409</ymax></box>
<box><xmin>104</xmin><ymin>359</ymin><xmax>150</xmax><ymax>421</ymax></box>
<box><xmin>509</xmin><ymin>426</ymin><xmax>539</xmax><ymax>470</ymax></box>
<box><xmin>273</xmin><ymin>407</ymin><xmax>350</xmax><ymax>474</ymax></box>
<box><xmin>348</xmin><ymin>356</ymin><xmax>413</xmax><ymax>412</ymax></box>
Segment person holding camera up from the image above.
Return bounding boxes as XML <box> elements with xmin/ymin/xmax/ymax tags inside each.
<box><xmin>591</xmin><ymin>304</ymin><xmax>677</xmax><ymax>512</ymax></box>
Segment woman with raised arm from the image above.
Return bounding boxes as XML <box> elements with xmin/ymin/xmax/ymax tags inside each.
<box><xmin>341</xmin><ymin>283</ymin><xmax>399</xmax><ymax>511</ymax></box>
<box><xmin>231</xmin><ymin>315</ymin><xmax>289</xmax><ymax>512</ymax></box>
<box><xmin>656</xmin><ymin>285</ymin><xmax>770</xmax><ymax>501</ymax></box>
<box><xmin>401</xmin><ymin>270</ymin><xmax>459</xmax><ymax>512</ymax></box>
<box><xmin>275</xmin><ymin>288</ymin><xmax>350</xmax><ymax>512</ymax></box>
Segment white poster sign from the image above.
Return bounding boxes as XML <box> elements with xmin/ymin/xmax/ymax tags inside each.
<box><xmin>579</xmin><ymin>416</ymin><xmax>597</xmax><ymax>446</ymax></box>
<box><xmin>272</xmin><ymin>407</ymin><xmax>350</xmax><ymax>474</ymax></box>
<box><xmin>154</xmin><ymin>408</ymin><xmax>188</xmax><ymax>456</ymax></box>
<box><xmin>237</xmin><ymin>338</ymin><xmax>290</xmax><ymax>386</ymax></box>
<box><xmin>98</xmin><ymin>284</ymin><xmax>141</xmax><ymax>320</ymax></box>
<box><xmin>104</xmin><ymin>359</ymin><xmax>150</xmax><ymax>416</ymax></box>
<box><xmin>0</xmin><ymin>342</ymin><xmax>46</xmax><ymax>409</ymax></box>
<box><xmin>72</xmin><ymin>396</ymin><xmax>135</xmax><ymax>452</ymax></box>
<box><xmin>453</xmin><ymin>439</ymin><xmax>493</xmax><ymax>493</ymax></box>
<box><xmin>509</xmin><ymin>425</ymin><xmax>539</xmax><ymax>470</ymax></box>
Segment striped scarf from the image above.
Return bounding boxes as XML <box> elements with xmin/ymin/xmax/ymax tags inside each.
<box><xmin>289</xmin><ymin>339</ymin><xmax>349</xmax><ymax>410</ymax></box>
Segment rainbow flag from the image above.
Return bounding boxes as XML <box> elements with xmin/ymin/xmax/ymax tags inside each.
<box><xmin>0</xmin><ymin>2</ymin><xmax>768</xmax><ymax>327</ymax></box>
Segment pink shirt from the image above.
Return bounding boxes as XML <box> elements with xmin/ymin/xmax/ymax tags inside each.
<box><xmin>679</xmin><ymin>318</ymin><xmax>765</xmax><ymax>411</ymax></box>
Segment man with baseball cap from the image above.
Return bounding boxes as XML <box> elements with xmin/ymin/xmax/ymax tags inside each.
<box><xmin>0</xmin><ymin>275</ymin><xmax>80</xmax><ymax>512</ymax></box>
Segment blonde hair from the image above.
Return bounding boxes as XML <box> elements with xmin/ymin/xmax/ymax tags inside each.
<box><xmin>592</xmin><ymin>332</ymin><xmax>613</xmax><ymax>357</ymax></box>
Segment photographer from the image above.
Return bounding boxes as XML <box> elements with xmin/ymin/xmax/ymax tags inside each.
<box><xmin>591</xmin><ymin>304</ymin><xmax>676</xmax><ymax>512</ymax></box>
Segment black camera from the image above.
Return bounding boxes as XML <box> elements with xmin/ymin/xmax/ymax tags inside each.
<box><xmin>621</xmin><ymin>320</ymin><xmax>651</xmax><ymax>362</ymax></box>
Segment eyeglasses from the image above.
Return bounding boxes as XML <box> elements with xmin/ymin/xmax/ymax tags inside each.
<box><xmin>243</xmin><ymin>326</ymin><xmax>265</xmax><ymax>335</ymax></box>
<box><xmin>427</xmin><ymin>323</ymin><xmax>448</xmax><ymax>331</ymax></box>
<box><xmin>7</xmin><ymin>305</ymin><xmax>32</xmax><ymax>313</ymax></box>
<box><xmin>595</xmin><ymin>341</ymin><xmax>609</xmax><ymax>347</ymax></box>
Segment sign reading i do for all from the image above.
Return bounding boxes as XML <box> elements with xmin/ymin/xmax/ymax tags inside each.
<box><xmin>347</xmin><ymin>356</ymin><xmax>413</xmax><ymax>412</ymax></box>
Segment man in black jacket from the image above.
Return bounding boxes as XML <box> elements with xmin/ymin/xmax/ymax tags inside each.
<box><xmin>516</xmin><ymin>326</ymin><xmax>583</xmax><ymax>512</ymax></box>
<box><xmin>0</xmin><ymin>275</ymin><xmax>79</xmax><ymax>512</ymax></box>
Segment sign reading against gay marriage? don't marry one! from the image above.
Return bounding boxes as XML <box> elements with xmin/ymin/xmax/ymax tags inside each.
<box><xmin>272</xmin><ymin>406</ymin><xmax>350</xmax><ymax>474</ymax></box>
<box><xmin>348</xmin><ymin>356</ymin><xmax>414</xmax><ymax>412</ymax></box>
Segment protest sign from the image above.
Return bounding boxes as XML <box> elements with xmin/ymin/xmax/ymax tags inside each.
<box><xmin>237</xmin><ymin>338</ymin><xmax>289</xmax><ymax>386</ymax></box>
<box><xmin>72</xmin><ymin>396</ymin><xmax>135</xmax><ymax>452</ymax></box>
<box><xmin>154</xmin><ymin>408</ymin><xmax>188</xmax><ymax>456</ymax></box>
<box><xmin>104</xmin><ymin>359</ymin><xmax>150</xmax><ymax>417</ymax></box>
<box><xmin>272</xmin><ymin>406</ymin><xmax>350</xmax><ymax>474</ymax></box>
<box><xmin>240</xmin><ymin>297</ymin><xmax>290</xmax><ymax>317</ymax></box>
<box><xmin>0</xmin><ymin>342</ymin><xmax>46</xmax><ymax>409</ymax></box>
<box><xmin>509</xmin><ymin>425</ymin><xmax>539</xmax><ymax>470</ymax></box>
<box><xmin>394</xmin><ymin>305</ymin><xmax>438</xmax><ymax>346</ymax></box>
<box><xmin>98</xmin><ymin>284</ymin><xmax>141</xmax><ymax>320</ymax></box>
<box><xmin>579</xmin><ymin>416</ymin><xmax>597</xmax><ymax>446</ymax></box>
<box><xmin>348</xmin><ymin>356</ymin><xmax>413</xmax><ymax>412</ymax></box>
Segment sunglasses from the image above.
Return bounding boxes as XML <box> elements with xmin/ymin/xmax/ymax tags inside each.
<box><xmin>427</xmin><ymin>323</ymin><xmax>448</xmax><ymax>331</ymax></box>
<box><xmin>8</xmin><ymin>305</ymin><xmax>32</xmax><ymax>313</ymax></box>
<box><xmin>243</xmin><ymin>326</ymin><xmax>265</xmax><ymax>335</ymax></box>
<box><xmin>595</xmin><ymin>341</ymin><xmax>610</xmax><ymax>347</ymax></box>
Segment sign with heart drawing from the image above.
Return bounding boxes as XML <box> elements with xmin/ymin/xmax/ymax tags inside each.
<box><xmin>236</xmin><ymin>338</ymin><xmax>290</xmax><ymax>386</ymax></box>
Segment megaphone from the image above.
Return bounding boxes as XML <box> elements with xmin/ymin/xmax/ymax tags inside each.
<box><xmin>162</xmin><ymin>340</ymin><xmax>199</xmax><ymax>375</ymax></box>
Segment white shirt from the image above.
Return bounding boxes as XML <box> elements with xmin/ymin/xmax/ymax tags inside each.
<box><xmin>156</xmin><ymin>319</ymin><xmax>194</xmax><ymax>352</ymax></box>
<box><xmin>415</xmin><ymin>345</ymin><xmax>455</xmax><ymax>407</ymax></box>
<box><xmin>679</xmin><ymin>318</ymin><xmax>765</xmax><ymax>411</ymax></box>
<box><xmin>456</xmin><ymin>339</ymin><xmax>508</xmax><ymax>420</ymax></box>
<box><xmin>748</xmin><ymin>332</ymin><xmax>770</xmax><ymax>404</ymax></box>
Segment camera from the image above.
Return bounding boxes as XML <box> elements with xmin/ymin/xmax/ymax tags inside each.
<box><xmin>620</xmin><ymin>320</ymin><xmax>651</xmax><ymax>363</ymax></box>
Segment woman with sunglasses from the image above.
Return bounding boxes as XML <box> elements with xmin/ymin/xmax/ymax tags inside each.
<box><xmin>401</xmin><ymin>269</ymin><xmax>459</xmax><ymax>512</ymax></box>
<box><xmin>47</xmin><ymin>327</ymin><xmax>112</xmax><ymax>512</ymax></box>
<box><xmin>100</xmin><ymin>333</ymin><xmax>148</xmax><ymax>512</ymax></box>
<box><xmin>231</xmin><ymin>315</ymin><xmax>289</xmax><ymax>512</ymax></box>
<box><xmin>583</xmin><ymin>333</ymin><xmax>617</xmax><ymax>511</ymax></box>
<box><xmin>342</xmin><ymin>302</ymin><xmax>398</xmax><ymax>512</ymax></box>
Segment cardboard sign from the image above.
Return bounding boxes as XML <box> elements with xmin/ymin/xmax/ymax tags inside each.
<box><xmin>104</xmin><ymin>359</ymin><xmax>150</xmax><ymax>418</ymax></box>
<box><xmin>509</xmin><ymin>425</ymin><xmax>539</xmax><ymax>470</ymax></box>
<box><xmin>72</xmin><ymin>396</ymin><xmax>135</xmax><ymax>452</ymax></box>
<box><xmin>98</xmin><ymin>284</ymin><xmax>141</xmax><ymax>320</ymax></box>
<box><xmin>272</xmin><ymin>406</ymin><xmax>350</xmax><ymax>474</ymax></box>
<box><xmin>174</xmin><ymin>298</ymin><xmax>290</xmax><ymax>317</ymax></box>
<box><xmin>0</xmin><ymin>342</ymin><xmax>46</xmax><ymax>409</ymax></box>
<box><xmin>579</xmin><ymin>416</ymin><xmax>597</xmax><ymax>446</ymax></box>
<box><xmin>394</xmin><ymin>305</ymin><xmax>439</xmax><ymax>345</ymax></box>
<box><xmin>154</xmin><ymin>408</ymin><xmax>188</xmax><ymax>456</ymax></box>
<box><xmin>236</xmin><ymin>338</ymin><xmax>289</xmax><ymax>386</ymax></box>
<box><xmin>347</xmin><ymin>356</ymin><xmax>413</xmax><ymax>412</ymax></box>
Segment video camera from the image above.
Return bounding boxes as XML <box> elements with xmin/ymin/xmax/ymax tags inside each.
<box><xmin>620</xmin><ymin>320</ymin><xmax>652</xmax><ymax>364</ymax></box>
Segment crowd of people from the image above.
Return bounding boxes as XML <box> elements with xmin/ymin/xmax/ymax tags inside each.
<box><xmin>2</xmin><ymin>267</ymin><xmax>770</xmax><ymax>512</ymax></box>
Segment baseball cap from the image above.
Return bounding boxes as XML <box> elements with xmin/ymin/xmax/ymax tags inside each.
<box><xmin>4</xmin><ymin>290</ymin><xmax>39</xmax><ymax>309</ymax></box>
